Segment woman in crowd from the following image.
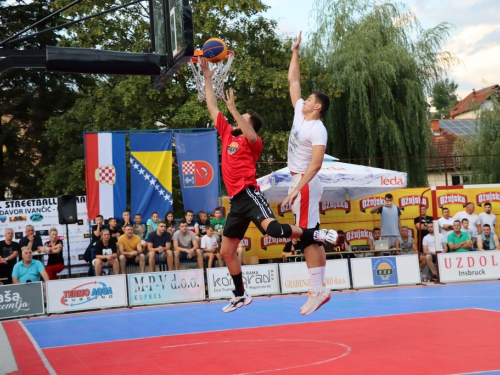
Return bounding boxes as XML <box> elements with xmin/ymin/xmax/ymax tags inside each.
<box><xmin>146</xmin><ymin>212</ymin><xmax>160</xmax><ymax>238</ymax></box>
<box><xmin>93</xmin><ymin>228</ymin><xmax>119</xmax><ymax>276</ymax></box>
<box><xmin>44</xmin><ymin>227</ymin><xmax>65</xmax><ymax>280</ymax></box>
<box><xmin>165</xmin><ymin>211</ymin><xmax>177</xmax><ymax>236</ymax></box>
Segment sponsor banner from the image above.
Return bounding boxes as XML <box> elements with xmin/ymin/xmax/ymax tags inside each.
<box><xmin>0</xmin><ymin>282</ymin><xmax>45</xmax><ymax>320</ymax></box>
<box><xmin>128</xmin><ymin>269</ymin><xmax>205</xmax><ymax>306</ymax></box>
<box><xmin>351</xmin><ymin>254</ymin><xmax>420</xmax><ymax>288</ymax></box>
<box><xmin>437</xmin><ymin>251</ymin><xmax>500</xmax><ymax>283</ymax></box>
<box><xmin>279</xmin><ymin>260</ymin><xmax>350</xmax><ymax>293</ymax></box>
<box><xmin>207</xmin><ymin>264</ymin><xmax>280</xmax><ymax>300</ymax></box>
<box><xmin>46</xmin><ymin>275</ymin><xmax>127</xmax><ymax>314</ymax></box>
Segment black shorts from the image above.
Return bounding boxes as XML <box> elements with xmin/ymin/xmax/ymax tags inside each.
<box><xmin>126</xmin><ymin>256</ymin><xmax>137</xmax><ymax>265</ymax></box>
<box><xmin>224</xmin><ymin>186</ymin><xmax>276</xmax><ymax>240</ymax></box>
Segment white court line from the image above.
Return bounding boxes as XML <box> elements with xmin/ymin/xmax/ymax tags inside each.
<box><xmin>19</xmin><ymin>321</ymin><xmax>57</xmax><ymax>375</ymax></box>
<box><xmin>161</xmin><ymin>339</ymin><xmax>351</xmax><ymax>374</ymax></box>
<box><xmin>449</xmin><ymin>370</ymin><xmax>500</xmax><ymax>375</ymax></box>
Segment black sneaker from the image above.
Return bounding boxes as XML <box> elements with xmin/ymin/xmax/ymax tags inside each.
<box><xmin>431</xmin><ymin>274</ymin><xmax>438</xmax><ymax>281</ymax></box>
<box><xmin>222</xmin><ymin>290</ymin><xmax>253</xmax><ymax>313</ymax></box>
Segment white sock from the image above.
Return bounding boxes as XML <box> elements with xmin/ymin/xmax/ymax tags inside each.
<box><xmin>319</xmin><ymin>266</ymin><xmax>326</xmax><ymax>284</ymax></box>
<box><xmin>308</xmin><ymin>266</ymin><xmax>323</xmax><ymax>293</ymax></box>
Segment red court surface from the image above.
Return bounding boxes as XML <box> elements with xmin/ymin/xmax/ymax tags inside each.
<box><xmin>5</xmin><ymin>308</ymin><xmax>500</xmax><ymax>374</ymax></box>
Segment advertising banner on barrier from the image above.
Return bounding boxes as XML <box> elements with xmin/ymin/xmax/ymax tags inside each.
<box><xmin>207</xmin><ymin>264</ymin><xmax>280</xmax><ymax>300</ymax></box>
<box><xmin>279</xmin><ymin>259</ymin><xmax>350</xmax><ymax>294</ymax></box>
<box><xmin>438</xmin><ymin>251</ymin><xmax>500</xmax><ymax>283</ymax></box>
<box><xmin>0</xmin><ymin>282</ymin><xmax>45</xmax><ymax>320</ymax></box>
<box><xmin>351</xmin><ymin>254</ymin><xmax>420</xmax><ymax>288</ymax></box>
<box><xmin>46</xmin><ymin>275</ymin><xmax>127</xmax><ymax>314</ymax></box>
<box><xmin>128</xmin><ymin>269</ymin><xmax>205</xmax><ymax>306</ymax></box>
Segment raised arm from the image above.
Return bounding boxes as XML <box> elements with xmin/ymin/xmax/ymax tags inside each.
<box><xmin>288</xmin><ymin>31</ymin><xmax>302</xmax><ymax>107</ymax></box>
<box><xmin>222</xmin><ymin>89</ymin><xmax>258</xmax><ymax>144</ymax></box>
<box><xmin>201</xmin><ymin>58</ymin><xmax>220</xmax><ymax>125</ymax></box>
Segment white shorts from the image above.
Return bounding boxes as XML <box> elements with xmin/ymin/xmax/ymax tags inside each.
<box><xmin>289</xmin><ymin>173</ymin><xmax>323</xmax><ymax>228</ymax></box>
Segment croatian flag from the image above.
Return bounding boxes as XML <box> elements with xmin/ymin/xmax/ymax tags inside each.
<box><xmin>84</xmin><ymin>133</ymin><xmax>127</xmax><ymax>220</ymax></box>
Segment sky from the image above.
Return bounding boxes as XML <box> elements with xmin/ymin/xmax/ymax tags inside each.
<box><xmin>262</xmin><ymin>0</ymin><xmax>500</xmax><ymax>100</ymax></box>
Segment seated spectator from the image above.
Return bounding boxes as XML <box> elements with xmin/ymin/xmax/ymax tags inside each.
<box><xmin>19</xmin><ymin>225</ymin><xmax>43</xmax><ymax>260</ymax></box>
<box><xmin>146</xmin><ymin>220</ymin><xmax>172</xmax><ymax>272</ymax></box>
<box><xmin>172</xmin><ymin>220</ymin><xmax>202</xmax><ymax>269</ymax></box>
<box><xmin>394</xmin><ymin>226</ymin><xmax>418</xmax><ymax>254</ymax></box>
<box><xmin>118</xmin><ymin>224</ymin><xmax>145</xmax><ymax>273</ymax></box>
<box><xmin>121</xmin><ymin>210</ymin><xmax>132</xmax><ymax>228</ymax></box>
<box><xmin>108</xmin><ymin>218</ymin><xmax>121</xmax><ymax>244</ymax></box>
<box><xmin>146</xmin><ymin>212</ymin><xmax>160</xmax><ymax>238</ymax></box>
<box><xmin>91</xmin><ymin>215</ymin><xmax>105</xmax><ymax>245</ymax></box>
<box><xmin>0</xmin><ymin>228</ymin><xmax>20</xmax><ymax>284</ymax></box>
<box><xmin>196</xmin><ymin>211</ymin><xmax>211</xmax><ymax>239</ymax></box>
<box><xmin>282</xmin><ymin>238</ymin><xmax>303</xmax><ymax>262</ymax></box>
<box><xmin>44</xmin><ymin>228</ymin><xmax>65</xmax><ymax>280</ymax></box>
<box><xmin>185</xmin><ymin>210</ymin><xmax>197</xmax><ymax>234</ymax></box>
<box><xmin>133</xmin><ymin>213</ymin><xmax>147</xmax><ymax>252</ymax></box>
<box><xmin>422</xmin><ymin>222</ymin><xmax>448</xmax><ymax>281</ymax></box>
<box><xmin>366</xmin><ymin>228</ymin><xmax>382</xmax><ymax>257</ymax></box>
<box><xmin>447</xmin><ymin>220</ymin><xmax>472</xmax><ymax>253</ymax></box>
<box><xmin>210</xmin><ymin>207</ymin><xmax>226</xmax><ymax>240</ymax></box>
<box><xmin>201</xmin><ymin>224</ymin><xmax>223</xmax><ymax>268</ymax></box>
<box><xmin>165</xmin><ymin>211</ymin><xmax>177</xmax><ymax>237</ymax></box>
<box><xmin>12</xmin><ymin>248</ymin><xmax>49</xmax><ymax>284</ymax></box>
<box><xmin>93</xmin><ymin>229</ymin><xmax>119</xmax><ymax>276</ymax></box>
<box><xmin>461</xmin><ymin>218</ymin><xmax>475</xmax><ymax>250</ymax></box>
<box><xmin>477</xmin><ymin>224</ymin><xmax>500</xmax><ymax>251</ymax></box>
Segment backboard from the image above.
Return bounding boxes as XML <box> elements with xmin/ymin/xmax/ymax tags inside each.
<box><xmin>149</xmin><ymin>0</ymin><xmax>194</xmax><ymax>89</ymax></box>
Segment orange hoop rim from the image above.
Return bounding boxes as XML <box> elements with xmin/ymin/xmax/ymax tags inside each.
<box><xmin>191</xmin><ymin>50</ymin><xmax>234</xmax><ymax>63</ymax></box>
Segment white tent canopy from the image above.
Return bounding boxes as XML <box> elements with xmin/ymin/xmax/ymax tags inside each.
<box><xmin>257</xmin><ymin>155</ymin><xmax>407</xmax><ymax>203</ymax></box>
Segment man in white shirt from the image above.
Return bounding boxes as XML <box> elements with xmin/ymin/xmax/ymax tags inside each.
<box><xmin>422</xmin><ymin>222</ymin><xmax>448</xmax><ymax>281</ymax></box>
<box><xmin>437</xmin><ymin>207</ymin><xmax>454</xmax><ymax>239</ymax></box>
<box><xmin>478</xmin><ymin>202</ymin><xmax>496</xmax><ymax>232</ymax></box>
<box><xmin>453</xmin><ymin>202</ymin><xmax>480</xmax><ymax>236</ymax></box>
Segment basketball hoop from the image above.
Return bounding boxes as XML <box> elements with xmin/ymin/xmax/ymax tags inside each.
<box><xmin>188</xmin><ymin>49</ymin><xmax>235</xmax><ymax>102</ymax></box>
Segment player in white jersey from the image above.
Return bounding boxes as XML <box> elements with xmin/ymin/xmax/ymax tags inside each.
<box><xmin>282</xmin><ymin>31</ymin><xmax>337</xmax><ymax>315</ymax></box>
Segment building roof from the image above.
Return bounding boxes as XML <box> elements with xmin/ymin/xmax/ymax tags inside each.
<box><xmin>439</xmin><ymin>119</ymin><xmax>477</xmax><ymax>136</ymax></box>
<box><xmin>428</xmin><ymin>119</ymin><xmax>460</xmax><ymax>170</ymax></box>
<box><xmin>450</xmin><ymin>84</ymin><xmax>500</xmax><ymax>118</ymax></box>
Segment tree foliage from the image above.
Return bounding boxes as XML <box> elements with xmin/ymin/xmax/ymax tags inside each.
<box><xmin>431</xmin><ymin>78</ymin><xmax>458</xmax><ymax>119</ymax></box>
<box><xmin>306</xmin><ymin>0</ymin><xmax>457</xmax><ymax>187</ymax></box>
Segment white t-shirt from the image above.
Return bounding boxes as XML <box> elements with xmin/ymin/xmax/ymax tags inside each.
<box><xmin>422</xmin><ymin>233</ymin><xmax>446</xmax><ymax>253</ymax></box>
<box><xmin>478</xmin><ymin>212</ymin><xmax>496</xmax><ymax>229</ymax></box>
<box><xmin>200</xmin><ymin>235</ymin><xmax>218</xmax><ymax>251</ymax></box>
<box><xmin>437</xmin><ymin>217</ymin><xmax>454</xmax><ymax>239</ymax></box>
<box><xmin>453</xmin><ymin>211</ymin><xmax>479</xmax><ymax>237</ymax></box>
<box><xmin>287</xmin><ymin>99</ymin><xmax>327</xmax><ymax>174</ymax></box>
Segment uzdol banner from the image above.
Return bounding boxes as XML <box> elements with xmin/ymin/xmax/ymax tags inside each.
<box><xmin>46</xmin><ymin>275</ymin><xmax>127</xmax><ymax>314</ymax></box>
<box><xmin>0</xmin><ymin>282</ymin><xmax>45</xmax><ymax>320</ymax></box>
<box><xmin>128</xmin><ymin>269</ymin><xmax>205</xmax><ymax>306</ymax></box>
<box><xmin>437</xmin><ymin>251</ymin><xmax>500</xmax><ymax>283</ymax></box>
<box><xmin>279</xmin><ymin>259</ymin><xmax>350</xmax><ymax>293</ymax></box>
<box><xmin>207</xmin><ymin>264</ymin><xmax>280</xmax><ymax>300</ymax></box>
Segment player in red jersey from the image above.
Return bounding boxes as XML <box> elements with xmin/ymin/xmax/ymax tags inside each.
<box><xmin>201</xmin><ymin>59</ymin><xmax>338</xmax><ymax>313</ymax></box>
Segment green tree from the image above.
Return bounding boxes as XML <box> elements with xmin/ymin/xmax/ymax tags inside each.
<box><xmin>306</xmin><ymin>0</ymin><xmax>457</xmax><ymax>187</ymax></box>
<box><xmin>431</xmin><ymin>78</ymin><xmax>458</xmax><ymax>119</ymax></box>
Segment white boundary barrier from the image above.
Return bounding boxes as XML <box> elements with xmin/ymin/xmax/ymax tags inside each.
<box><xmin>128</xmin><ymin>269</ymin><xmax>205</xmax><ymax>306</ymax></box>
<box><xmin>279</xmin><ymin>259</ymin><xmax>350</xmax><ymax>294</ymax></box>
<box><xmin>207</xmin><ymin>264</ymin><xmax>280</xmax><ymax>300</ymax></box>
<box><xmin>46</xmin><ymin>275</ymin><xmax>127</xmax><ymax>314</ymax></box>
<box><xmin>351</xmin><ymin>254</ymin><xmax>420</xmax><ymax>289</ymax></box>
<box><xmin>438</xmin><ymin>251</ymin><xmax>500</xmax><ymax>283</ymax></box>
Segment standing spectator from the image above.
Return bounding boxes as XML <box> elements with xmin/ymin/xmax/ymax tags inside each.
<box><xmin>44</xmin><ymin>228</ymin><xmax>65</xmax><ymax>280</ymax></box>
<box><xmin>118</xmin><ymin>224</ymin><xmax>145</xmax><ymax>273</ymax></box>
<box><xmin>478</xmin><ymin>202</ymin><xmax>496</xmax><ymax>232</ymax></box>
<box><xmin>282</xmin><ymin>238</ymin><xmax>303</xmax><ymax>262</ymax></box>
<box><xmin>461</xmin><ymin>218</ymin><xmax>475</xmax><ymax>248</ymax></box>
<box><xmin>172</xmin><ymin>220</ymin><xmax>202</xmax><ymax>269</ymax></box>
<box><xmin>477</xmin><ymin>224</ymin><xmax>500</xmax><ymax>251</ymax></box>
<box><xmin>165</xmin><ymin>211</ymin><xmax>177</xmax><ymax>237</ymax></box>
<box><xmin>90</xmin><ymin>215</ymin><xmax>104</xmax><ymax>244</ymax></box>
<box><xmin>12</xmin><ymin>248</ymin><xmax>49</xmax><ymax>284</ymax></box>
<box><xmin>146</xmin><ymin>220</ymin><xmax>172</xmax><ymax>272</ymax></box>
<box><xmin>447</xmin><ymin>220</ymin><xmax>472</xmax><ymax>253</ymax></box>
<box><xmin>201</xmin><ymin>224</ymin><xmax>223</xmax><ymax>268</ymax></box>
<box><xmin>366</xmin><ymin>228</ymin><xmax>382</xmax><ymax>257</ymax></box>
<box><xmin>93</xmin><ymin>229</ymin><xmax>119</xmax><ymax>276</ymax></box>
<box><xmin>0</xmin><ymin>228</ymin><xmax>20</xmax><ymax>284</ymax></box>
<box><xmin>422</xmin><ymin>222</ymin><xmax>448</xmax><ymax>281</ymax></box>
<box><xmin>146</xmin><ymin>212</ymin><xmax>160</xmax><ymax>238</ymax></box>
<box><xmin>196</xmin><ymin>211</ymin><xmax>211</xmax><ymax>238</ymax></box>
<box><xmin>19</xmin><ymin>225</ymin><xmax>43</xmax><ymax>259</ymax></box>
<box><xmin>108</xmin><ymin>218</ymin><xmax>121</xmax><ymax>244</ymax></box>
<box><xmin>210</xmin><ymin>207</ymin><xmax>226</xmax><ymax>240</ymax></box>
<box><xmin>437</xmin><ymin>207</ymin><xmax>454</xmax><ymax>239</ymax></box>
<box><xmin>133</xmin><ymin>213</ymin><xmax>146</xmax><ymax>240</ymax></box>
<box><xmin>453</xmin><ymin>202</ymin><xmax>480</xmax><ymax>236</ymax></box>
<box><xmin>414</xmin><ymin>206</ymin><xmax>433</xmax><ymax>252</ymax></box>
<box><xmin>370</xmin><ymin>193</ymin><xmax>402</xmax><ymax>248</ymax></box>
<box><xmin>185</xmin><ymin>210</ymin><xmax>197</xmax><ymax>234</ymax></box>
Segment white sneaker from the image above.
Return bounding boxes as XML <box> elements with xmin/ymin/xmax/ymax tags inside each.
<box><xmin>314</xmin><ymin>229</ymin><xmax>338</xmax><ymax>245</ymax></box>
<box><xmin>222</xmin><ymin>290</ymin><xmax>253</xmax><ymax>313</ymax></box>
<box><xmin>301</xmin><ymin>286</ymin><xmax>331</xmax><ymax>316</ymax></box>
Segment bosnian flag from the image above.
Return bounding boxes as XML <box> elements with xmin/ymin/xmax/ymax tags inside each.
<box><xmin>84</xmin><ymin>133</ymin><xmax>127</xmax><ymax>220</ymax></box>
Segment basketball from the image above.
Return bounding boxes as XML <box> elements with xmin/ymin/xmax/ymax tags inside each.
<box><xmin>202</xmin><ymin>38</ymin><xmax>227</xmax><ymax>63</ymax></box>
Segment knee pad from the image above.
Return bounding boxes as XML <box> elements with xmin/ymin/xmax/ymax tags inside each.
<box><xmin>265</xmin><ymin>220</ymin><xmax>292</xmax><ymax>238</ymax></box>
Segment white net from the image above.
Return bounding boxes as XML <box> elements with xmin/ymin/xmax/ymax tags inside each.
<box><xmin>188</xmin><ymin>51</ymin><xmax>235</xmax><ymax>102</ymax></box>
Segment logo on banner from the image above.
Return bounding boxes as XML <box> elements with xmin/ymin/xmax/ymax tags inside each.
<box><xmin>30</xmin><ymin>213</ymin><xmax>44</xmax><ymax>222</ymax></box>
<box><xmin>476</xmin><ymin>192</ymin><xmax>500</xmax><ymax>206</ymax></box>
<box><xmin>0</xmin><ymin>216</ymin><xmax>6</xmax><ymax>223</ymax></box>
<box><xmin>61</xmin><ymin>281</ymin><xmax>114</xmax><ymax>306</ymax></box>
<box><xmin>95</xmin><ymin>165</ymin><xmax>116</xmax><ymax>185</ymax></box>
<box><xmin>181</xmin><ymin>161</ymin><xmax>214</xmax><ymax>188</ymax></box>
<box><xmin>320</xmin><ymin>201</ymin><xmax>351</xmax><ymax>214</ymax></box>
<box><xmin>240</xmin><ymin>237</ymin><xmax>252</xmax><ymax>250</ymax></box>
<box><xmin>345</xmin><ymin>229</ymin><xmax>373</xmax><ymax>242</ymax></box>
<box><xmin>399</xmin><ymin>196</ymin><xmax>428</xmax><ymax>210</ymax></box>
<box><xmin>359</xmin><ymin>197</ymin><xmax>385</xmax><ymax>212</ymax></box>
<box><xmin>438</xmin><ymin>193</ymin><xmax>467</xmax><ymax>208</ymax></box>
<box><xmin>0</xmin><ymin>289</ymin><xmax>30</xmax><ymax>313</ymax></box>
<box><xmin>278</xmin><ymin>203</ymin><xmax>292</xmax><ymax>217</ymax></box>
<box><xmin>381</xmin><ymin>176</ymin><xmax>404</xmax><ymax>186</ymax></box>
<box><xmin>261</xmin><ymin>236</ymin><xmax>289</xmax><ymax>250</ymax></box>
<box><xmin>9</xmin><ymin>216</ymin><xmax>26</xmax><ymax>222</ymax></box>
<box><xmin>372</xmin><ymin>257</ymin><xmax>398</xmax><ymax>285</ymax></box>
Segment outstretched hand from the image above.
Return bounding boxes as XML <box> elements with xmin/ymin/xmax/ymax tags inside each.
<box><xmin>200</xmin><ymin>58</ymin><xmax>215</xmax><ymax>79</ymax></box>
<box><xmin>293</xmin><ymin>31</ymin><xmax>302</xmax><ymax>50</ymax></box>
<box><xmin>281</xmin><ymin>189</ymin><xmax>299</xmax><ymax>208</ymax></box>
<box><xmin>222</xmin><ymin>89</ymin><xmax>237</xmax><ymax>113</ymax></box>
